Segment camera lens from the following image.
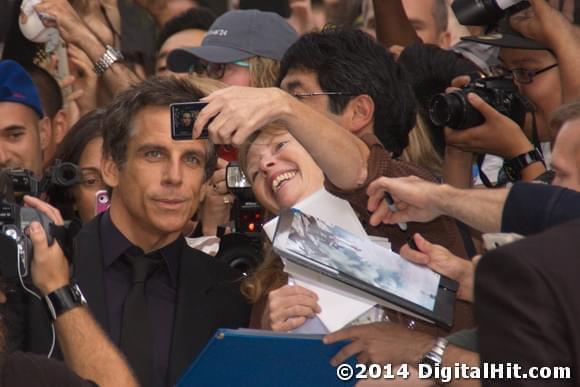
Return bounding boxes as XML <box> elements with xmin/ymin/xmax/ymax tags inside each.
<box><xmin>429</xmin><ymin>93</ymin><xmax>465</xmax><ymax>128</ymax></box>
<box><xmin>430</xmin><ymin>91</ymin><xmax>486</xmax><ymax>130</ymax></box>
<box><xmin>53</xmin><ymin>162</ymin><xmax>81</xmax><ymax>187</ymax></box>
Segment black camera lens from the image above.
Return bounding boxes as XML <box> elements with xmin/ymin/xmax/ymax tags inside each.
<box><xmin>429</xmin><ymin>91</ymin><xmax>485</xmax><ymax>130</ymax></box>
<box><xmin>52</xmin><ymin>162</ymin><xmax>81</xmax><ymax>187</ymax></box>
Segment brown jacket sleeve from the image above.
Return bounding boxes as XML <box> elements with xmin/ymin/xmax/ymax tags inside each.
<box><xmin>325</xmin><ymin>134</ymin><xmax>468</xmax><ymax>258</ymax></box>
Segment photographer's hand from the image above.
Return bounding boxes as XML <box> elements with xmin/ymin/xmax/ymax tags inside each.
<box><xmin>444</xmin><ymin>93</ymin><xmax>538</xmax><ymax>159</ymax></box>
<box><xmin>23</xmin><ymin>196</ymin><xmax>69</xmax><ymax>295</ymax></box>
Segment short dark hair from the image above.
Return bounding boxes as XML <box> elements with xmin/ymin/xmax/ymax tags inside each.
<box><xmin>278</xmin><ymin>27</ymin><xmax>416</xmax><ymax>157</ymax></box>
<box><xmin>156</xmin><ymin>7</ymin><xmax>216</xmax><ymax>51</ymax></box>
<box><xmin>101</xmin><ymin>76</ymin><xmax>216</xmax><ymax>180</ymax></box>
<box><xmin>24</xmin><ymin>64</ymin><xmax>63</xmax><ymax>119</ymax></box>
<box><xmin>432</xmin><ymin>0</ymin><xmax>449</xmax><ymax>34</ymax></box>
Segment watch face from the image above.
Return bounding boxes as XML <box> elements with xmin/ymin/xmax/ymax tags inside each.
<box><xmin>72</xmin><ymin>284</ymin><xmax>87</xmax><ymax>304</ymax></box>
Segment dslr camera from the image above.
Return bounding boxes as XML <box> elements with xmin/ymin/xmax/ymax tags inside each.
<box><xmin>452</xmin><ymin>0</ymin><xmax>530</xmax><ymax>26</ymax></box>
<box><xmin>10</xmin><ymin>159</ymin><xmax>80</xmax><ymax>198</ymax></box>
<box><xmin>429</xmin><ymin>76</ymin><xmax>531</xmax><ymax>130</ymax></box>
<box><xmin>212</xmin><ymin>162</ymin><xmax>264</xmax><ymax>274</ymax></box>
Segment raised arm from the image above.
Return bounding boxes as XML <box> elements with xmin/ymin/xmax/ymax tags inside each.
<box><xmin>26</xmin><ymin>196</ymin><xmax>138</xmax><ymax>387</ymax></box>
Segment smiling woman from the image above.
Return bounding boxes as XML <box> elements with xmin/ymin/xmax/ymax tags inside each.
<box><xmin>237</xmin><ymin>122</ymin><xmax>325</xmax><ymax>305</ymax></box>
<box><xmin>239</xmin><ymin>122</ymin><xmax>325</xmax><ymax>214</ymax></box>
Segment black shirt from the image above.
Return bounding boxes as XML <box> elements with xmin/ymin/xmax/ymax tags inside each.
<box><xmin>501</xmin><ymin>182</ymin><xmax>580</xmax><ymax>236</ymax></box>
<box><xmin>0</xmin><ymin>351</ymin><xmax>97</xmax><ymax>387</ymax></box>
<box><xmin>100</xmin><ymin>211</ymin><xmax>182</xmax><ymax>387</ymax></box>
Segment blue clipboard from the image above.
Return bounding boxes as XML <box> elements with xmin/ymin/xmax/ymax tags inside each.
<box><xmin>177</xmin><ymin>329</ymin><xmax>356</xmax><ymax>387</ymax></box>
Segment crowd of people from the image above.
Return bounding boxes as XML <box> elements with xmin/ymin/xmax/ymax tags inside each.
<box><xmin>0</xmin><ymin>0</ymin><xmax>579</xmax><ymax>386</ymax></box>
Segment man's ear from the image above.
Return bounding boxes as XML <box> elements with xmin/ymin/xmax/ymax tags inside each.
<box><xmin>51</xmin><ymin>109</ymin><xmax>69</xmax><ymax>146</ymax></box>
<box><xmin>101</xmin><ymin>156</ymin><xmax>120</xmax><ymax>188</ymax></box>
<box><xmin>38</xmin><ymin>116</ymin><xmax>51</xmax><ymax>151</ymax></box>
<box><xmin>347</xmin><ymin>94</ymin><xmax>375</xmax><ymax>135</ymax></box>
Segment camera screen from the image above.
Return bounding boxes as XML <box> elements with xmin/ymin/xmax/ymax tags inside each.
<box><xmin>170</xmin><ymin>102</ymin><xmax>209</xmax><ymax>140</ymax></box>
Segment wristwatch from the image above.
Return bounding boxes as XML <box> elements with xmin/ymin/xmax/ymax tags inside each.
<box><xmin>502</xmin><ymin>148</ymin><xmax>545</xmax><ymax>182</ymax></box>
<box><xmin>44</xmin><ymin>283</ymin><xmax>87</xmax><ymax>321</ymax></box>
<box><xmin>420</xmin><ymin>337</ymin><xmax>449</xmax><ymax>386</ymax></box>
<box><xmin>93</xmin><ymin>45</ymin><xmax>124</xmax><ymax>76</ymax></box>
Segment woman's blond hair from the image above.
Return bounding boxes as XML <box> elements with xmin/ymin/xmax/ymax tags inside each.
<box><xmin>401</xmin><ymin>115</ymin><xmax>443</xmax><ymax>177</ymax></box>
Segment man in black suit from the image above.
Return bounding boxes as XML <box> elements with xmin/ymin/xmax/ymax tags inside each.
<box><xmin>6</xmin><ymin>77</ymin><xmax>251</xmax><ymax>387</ymax></box>
<box><xmin>475</xmin><ymin>218</ymin><xmax>580</xmax><ymax>386</ymax></box>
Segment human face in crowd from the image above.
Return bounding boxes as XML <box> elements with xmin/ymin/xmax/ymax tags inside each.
<box><xmin>245</xmin><ymin>130</ymin><xmax>324</xmax><ymax>213</ymax></box>
<box><xmin>401</xmin><ymin>0</ymin><xmax>450</xmax><ymax>48</ymax></box>
<box><xmin>0</xmin><ymin>102</ymin><xmax>47</xmax><ymax>177</ymax></box>
<box><xmin>72</xmin><ymin>137</ymin><xmax>106</xmax><ymax>223</ymax></box>
<box><xmin>103</xmin><ymin>105</ymin><xmax>208</xmax><ymax>248</ymax></box>
<box><xmin>182</xmin><ymin>112</ymin><xmax>193</xmax><ymax>127</ymax></box>
<box><xmin>500</xmin><ymin>48</ymin><xmax>561</xmax><ymax>140</ymax></box>
<box><xmin>280</xmin><ymin>69</ymin><xmax>353</xmax><ymax>130</ymax></box>
<box><xmin>156</xmin><ymin>29</ymin><xmax>207</xmax><ymax>76</ymax></box>
<box><xmin>218</xmin><ymin>61</ymin><xmax>251</xmax><ymax>86</ymax></box>
<box><xmin>551</xmin><ymin>118</ymin><xmax>580</xmax><ymax>191</ymax></box>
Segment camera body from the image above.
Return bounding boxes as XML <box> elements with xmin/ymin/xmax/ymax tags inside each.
<box><xmin>452</xmin><ymin>0</ymin><xmax>530</xmax><ymax>26</ymax></box>
<box><xmin>429</xmin><ymin>76</ymin><xmax>530</xmax><ymax>130</ymax></box>
<box><xmin>9</xmin><ymin>160</ymin><xmax>80</xmax><ymax>198</ymax></box>
<box><xmin>0</xmin><ymin>200</ymin><xmax>54</xmax><ymax>280</ymax></box>
<box><xmin>213</xmin><ymin>162</ymin><xmax>264</xmax><ymax>273</ymax></box>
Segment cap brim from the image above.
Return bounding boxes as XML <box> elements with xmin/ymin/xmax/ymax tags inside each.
<box><xmin>167</xmin><ymin>46</ymin><xmax>254</xmax><ymax>73</ymax></box>
<box><xmin>461</xmin><ymin>33</ymin><xmax>548</xmax><ymax>50</ymax></box>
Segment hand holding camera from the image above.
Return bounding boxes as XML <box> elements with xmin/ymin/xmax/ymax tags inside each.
<box><xmin>23</xmin><ymin>196</ymin><xmax>70</xmax><ymax>296</ymax></box>
<box><xmin>430</xmin><ymin>76</ymin><xmax>535</xmax><ymax>158</ymax></box>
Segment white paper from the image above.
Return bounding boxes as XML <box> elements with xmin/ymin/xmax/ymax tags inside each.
<box><xmin>264</xmin><ymin>189</ymin><xmax>379</xmax><ymax>331</ymax></box>
<box><xmin>263</xmin><ymin>188</ymin><xmax>367</xmax><ymax>241</ymax></box>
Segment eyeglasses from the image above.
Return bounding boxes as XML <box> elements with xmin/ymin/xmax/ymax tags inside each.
<box><xmin>291</xmin><ymin>91</ymin><xmax>355</xmax><ymax>99</ymax></box>
<box><xmin>189</xmin><ymin>60</ymin><xmax>250</xmax><ymax>80</ymax></box>
<box><xmin>490</xmin><ymin>63</ymin><xmax>558</xmax><ymax>84</ymax></box>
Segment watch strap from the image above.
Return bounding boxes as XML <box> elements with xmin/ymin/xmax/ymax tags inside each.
<box><xmin>93</xmin><ymin>45</ymin><xmax>123</xmax><ymax>76</ymax></box>
<box><xmin>44</xmin><ymin>283</ymin><xmax>87</xmax><ymax>321</ymax></box>
<box><xmin>420</xmin><ymin>337</ymin><xmax>449</xmax><ymax>386</ymax></box>
<box><xmin>503</xmin><ymin>148</ymin><xmax>545</xmax><ymax>182</ymax></box>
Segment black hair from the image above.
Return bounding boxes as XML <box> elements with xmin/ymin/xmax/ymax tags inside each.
<box><xmin>102</xmin><ymin>76</ymin><xmax>216</xmax><ymax>181</ymax></box>
<box><xmin>278</xmin><ymin>27</ymin><xmax>416</xmax><ymax>157</ymax></box>
<box><xmin>156</xmin><ymin>6</ymin><xmax>216</xmax><ymax>51</ymax></box>
<box><xmin>24</xmin><ymin>64</ymin><xmax>63</xmax><ymax>119</ymax></box>
<box><xmin>398</xmin><ymin>43</ymin><xmax>480</xmax><ymax>156</ymax></box>
<box><xmin>55</xmin><ymin>109</ymin><xmax>105</xmax><ymax>167</ymax></box>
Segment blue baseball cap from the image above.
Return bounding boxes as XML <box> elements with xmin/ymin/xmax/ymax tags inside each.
<box><xmin>0</xmin><ymin>60</ymin><xmax>44</xmax><ymax>118</ymax></box>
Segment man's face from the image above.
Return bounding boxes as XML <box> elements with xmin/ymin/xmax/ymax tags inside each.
<box><xmin>156</xmin><ymin>29</ymin><xmax>206</xmax><ymax>76</ymax></box>
<box><xmin>500</xmin><ymin>48</ymin><xmax>561</xmax><ymax>141</ymax></box>
<box><xmin>0</xmin><ymin>102</ymin><xmax>46</xmax><ymax>176</ymax></box>
<box><xmin>103</xmin><ymin>105</ymin><xmax>208</xmax><ymax>244</ymax></box>
<box><xmin>551</xmin><ymin>118</ymin><xmax>580</xmax><ymax>191</ymax></box>
<box><xmin>401</xmin><ymin>0</ymin><xmax>449</xmax><ymax>48</ymax></box>
<box><xmin>280</xmin><ymin>69</ymin><xmax>352</xmax><ymax>130</ymax></box>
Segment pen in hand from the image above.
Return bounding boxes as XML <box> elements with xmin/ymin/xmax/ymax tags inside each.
<box><xmin>383</xmin><ymin>192</ymin><xmax>408</xmax><ymax>232</ymax></box>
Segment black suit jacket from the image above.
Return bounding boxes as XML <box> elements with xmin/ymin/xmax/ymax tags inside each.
<box><xmin>475</xmin><ymin>218</ymin><xmax>580</xmax><ymax>386</ymax></box>
<box><xmin>7</xmin><ymin>214</ymin><xmax>251</xmax><ymax>385</ymax></box>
